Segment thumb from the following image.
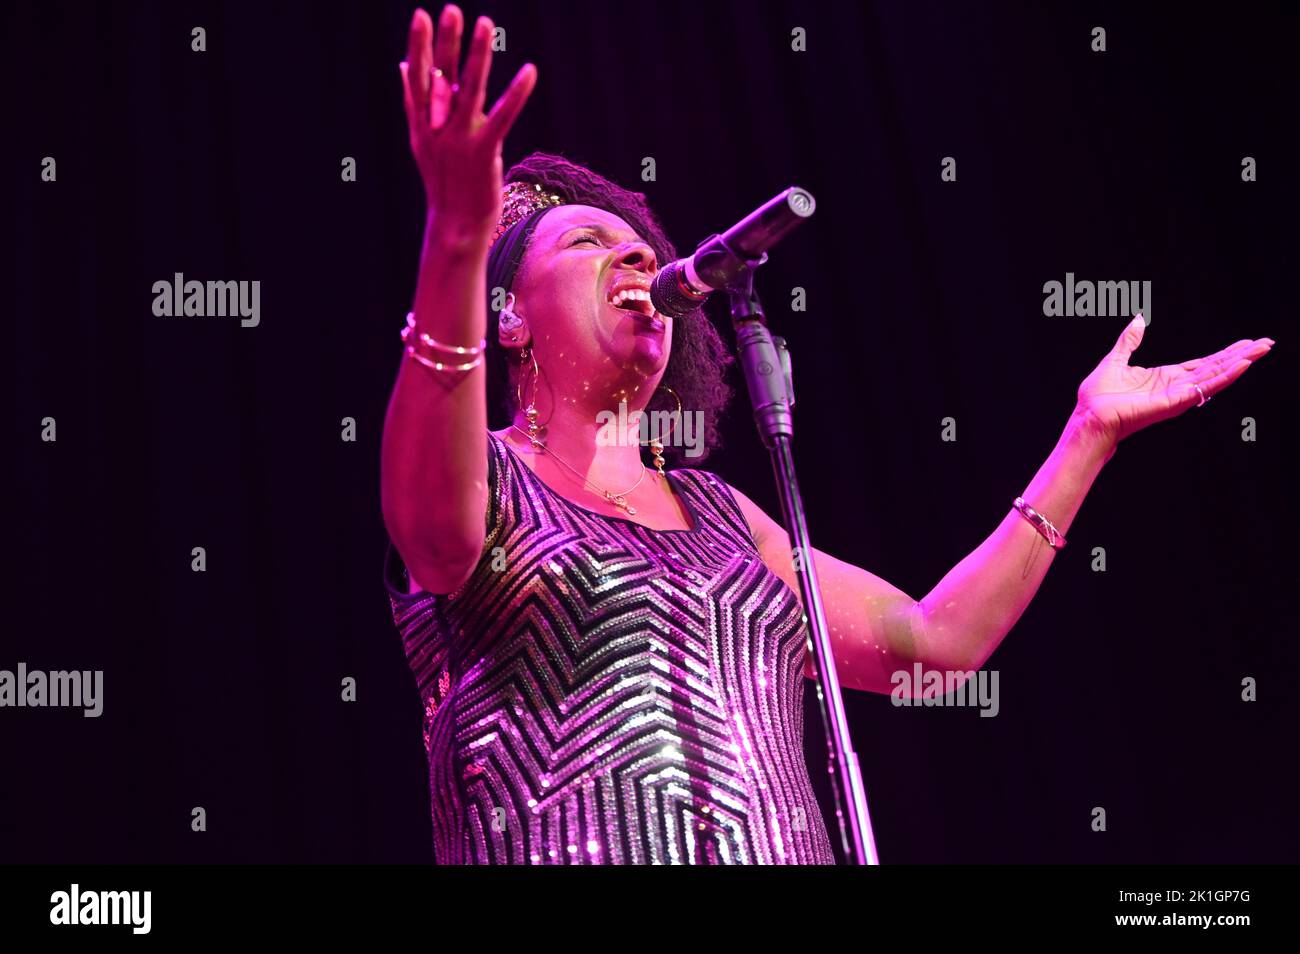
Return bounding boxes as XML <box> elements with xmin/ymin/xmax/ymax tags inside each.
<box><xmin>1112</xmin><ymin>314</ymin><xmax>1146</xmax><ymax>362</ymax></box>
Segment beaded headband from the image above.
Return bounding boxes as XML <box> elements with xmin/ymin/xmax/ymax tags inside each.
<box><xmin>488</xmin><ymin>181</ymin><xmax>567</xmax><ymax>247</ymax></box>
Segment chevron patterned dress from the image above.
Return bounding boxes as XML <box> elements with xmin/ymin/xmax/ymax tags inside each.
<box><xmin>384</xmin><ymin>430</ymin><xmax>836</xmax><ymax>864</ymax></box>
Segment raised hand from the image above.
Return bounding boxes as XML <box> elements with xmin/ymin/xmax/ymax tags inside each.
<box><xmin>1075</xmin><ymin>314</ymin><xmax>1275</xmax><ymax>448</ymax></box>
<box><xmin>400</xmin><ymin>5</ymin><xmax>537</xmax><ymax>231</ymax></box>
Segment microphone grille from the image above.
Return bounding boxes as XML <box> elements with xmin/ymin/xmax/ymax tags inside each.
<box><xmin>650</xmin><ymin>261</ymin><xmax>709</xmax><ymax>319</ymax></box>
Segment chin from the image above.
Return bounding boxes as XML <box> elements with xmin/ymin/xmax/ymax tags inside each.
<box><xmin>606</xmin><ymin>322</ymin><xmax>668</xmax><ymax>373</ymax></box>
<box><xmin>626</xmin><ymin>339</ymin><xmax>669</xmax><ymax>376</ymax></box>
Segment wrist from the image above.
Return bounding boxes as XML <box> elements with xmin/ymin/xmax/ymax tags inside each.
<box><xmin>425</xmin><ymin>211</ymin><xmax>496</xmax><ymax>255</ymax></box>
<box><xmin>1067</xmin><ymin>404</ymin><xmax>1118</xmax><ymax>466</ymax></box>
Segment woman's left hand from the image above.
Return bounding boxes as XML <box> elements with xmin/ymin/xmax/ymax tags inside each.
<box><xmin>1075</xmin><ymin>314</ymin><xmax>1274</xmax><ymax>449</ymax></box>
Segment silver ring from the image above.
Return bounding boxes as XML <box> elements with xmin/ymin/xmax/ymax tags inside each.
<box><xmin>1191</xmin><ymin>382</ymin><xmax>1210</xmax><ymax>407</ymax></box>
<box><xmin>429</xmin><ymin>68</ymin><xmax>460</xmax><ymax>96</ymax></box>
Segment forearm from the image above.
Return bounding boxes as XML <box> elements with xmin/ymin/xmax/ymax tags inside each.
<box><xmin>380</xmin><ymin>212</ymin><xmax>493</xmax><ymax>580</ymax></box>
<box><xmin>907</xmin><ymin>406</ymin><xmax>1116</xmax><ymax>671</ymax></box>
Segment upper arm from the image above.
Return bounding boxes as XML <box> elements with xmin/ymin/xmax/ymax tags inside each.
<box><xmin>386</xmin><ymin>430</ymin><xmax>501</xmax><ymax>598</ymax></box>
<box><xmin>380</xmin><ymin>365</ymin><xmax>493</xmax><ymax>597</ymax></box>
<box><xmin>725</xmin><ymin>481</ymin><xmax>922</xmax><ymax>694</ymax></box>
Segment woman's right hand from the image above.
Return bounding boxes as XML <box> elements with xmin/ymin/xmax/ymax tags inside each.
<box><xmin>400</xmin><ymin>5</ymin><xmax>537</xmax><ymax>233</ymax></box>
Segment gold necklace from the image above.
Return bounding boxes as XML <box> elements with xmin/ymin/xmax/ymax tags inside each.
<box><xmin>510</xmin><ymin>424</ymin><xmax>649</xmax><ymax>515</ymax></box>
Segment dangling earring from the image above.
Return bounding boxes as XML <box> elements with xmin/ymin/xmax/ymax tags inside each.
<box><xmin>517</xmin><ymin>346</ymin><xmax>543</xmax><ymax>445</ymax></box>
<box><xmin>645</xmin><ymin>385</ymin><xmax>683</xmax><ymax>477</ymax></box>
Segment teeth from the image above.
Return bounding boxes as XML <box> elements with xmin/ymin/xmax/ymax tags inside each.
<box><xmin>609</xmin><ymin>288</ymin><xmax>654</xmax><ymax>314</ymax></box>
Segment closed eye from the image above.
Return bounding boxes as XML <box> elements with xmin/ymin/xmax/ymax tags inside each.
<box><xmin>569</xmin><ymin>232</ymin><xmax>601</xmax><ymax>247</ymax></box>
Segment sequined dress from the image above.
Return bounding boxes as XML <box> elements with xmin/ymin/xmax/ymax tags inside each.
<box><xmin>383</xmin><ymin>430</ymin><xmax>836</xmax><ymax>864</ymax></box>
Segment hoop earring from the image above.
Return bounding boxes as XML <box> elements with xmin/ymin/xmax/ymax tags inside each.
<box><xmin>644</xmin><ymin>385</ymin><xmax>682</xmax><ymax>477</ymax></box>
<box><xmin>517</xmin><ymin>347</ymin><xmax>543</xmax><ymax>444</ymax></box>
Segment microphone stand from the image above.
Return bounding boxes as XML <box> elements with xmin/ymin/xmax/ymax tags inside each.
<box><xmin>725</xmin><ymin>258</ymin><xmax>880</xmax><ymax>865</ymax></box>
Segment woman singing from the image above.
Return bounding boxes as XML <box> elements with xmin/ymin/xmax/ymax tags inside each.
<box><xmin>380</xmin><ymin>5</ymin><xmax>1273</xmax><ymax>864</ymax></box>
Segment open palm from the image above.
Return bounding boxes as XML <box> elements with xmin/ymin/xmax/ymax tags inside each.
<box><xmin>1076</xmin><ymin>315</ymin><xmax>1274</xmax><ymax>447</ymax></box>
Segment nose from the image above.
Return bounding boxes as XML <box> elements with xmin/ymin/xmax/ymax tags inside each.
<box><xmin>617</xmin><ymin>240</ymin><xmax>657</xmax><ymax>275</ymax></box>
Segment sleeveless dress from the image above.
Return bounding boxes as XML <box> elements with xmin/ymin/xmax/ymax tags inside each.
<box><xmin>383</xmin><ymin>430</ymin><xmax>837</xmax><ymax>864</ymax></box>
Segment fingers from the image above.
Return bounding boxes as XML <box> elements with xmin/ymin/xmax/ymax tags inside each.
<box><xmin>405</xmin><ymin>6</ymin><xmax>534</xmax><ymax>141</ymax></box>
<box><xmin>1111</xmin><ymin>314</ymin><xmax>1146</xmax><ymax>362</ymax></box>
<box><xmin>433</xmin><ymin>5</ymin><xmax>463</xmax><ymax>85</ymax></box>
<box><xmin>406</xmin><ymin>8</ymin><xmax>434</xmax><ymax>107</ymax></box>
<box><xmin>484</xmin><ymin>63</ymin><xmax>537</xmax><ymax>143</ymax></box>
<box><xmin>430</xmin><ymin>67</ymin><xmax>452</xmax><ymax>129</ymax></box>
<box><xmin>399</xmin><ymin>61</ymin><xmax>417</xmax><ymax>133</ymax></box>
<box><xmin>1192</xmin><ymin>357</ymin><xmax>1253</xmax><ymax>401</ymax></box>
<box><xmin>452</xmin><ymin>15</ymin><xmax>494</xmax><ymax>127</ymax></box>
<box><xmin>1179</xmin><ymin>337</ymin><xmax>1269</xmax><ymax>373</ymax></box>
<box><xmin>1188</xmin><ymin>340</ymin><xmax>1272</xmax><ymax>401</ymax></box>
<box><xmin>430</xmin><ymin>5</ymin><xmax>463</xmax><ymax>129</ymax></box>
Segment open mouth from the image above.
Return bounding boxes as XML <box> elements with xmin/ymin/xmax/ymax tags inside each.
<box><xmin>606</xmin><ymin>286</ymin><xmax>656</xmax><ymax>319</ymax></box>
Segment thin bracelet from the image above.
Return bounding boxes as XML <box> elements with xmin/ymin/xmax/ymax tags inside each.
<box><xmin>1013</xmin><ymin>496</ymin><xmax>1067</xmax><ymax>550</ymax></box>
<box><xmin>400</xmin><ymin>314</ymin><xmax>485</xmax><ymax>375</ymax></box>
<box><xmin>404</xmin><ymin>345</ymin><xmax>484</xmax><ymax>373</ymax></box>
<box><xmin>402</xmin><ymin>313</ymin><xmax>486</xmax><ymax>355</ymax></box>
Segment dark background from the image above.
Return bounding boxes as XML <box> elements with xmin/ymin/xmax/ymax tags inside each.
<box><xmin>5</xmin><ymin>0</ymin><xmax>1296</xmax><ymax>863</ymax></box>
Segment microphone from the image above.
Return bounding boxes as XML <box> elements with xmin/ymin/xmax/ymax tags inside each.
<box><xmin>650</xmin><ymin>186</ymin><xmax>816</xmax><ymax>319</ymax></box>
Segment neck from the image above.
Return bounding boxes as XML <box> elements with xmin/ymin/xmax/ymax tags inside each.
<box><xmin>511</xmin><ymin>388</ymin><xmax>654</xmax><ymax>488</ymax></box>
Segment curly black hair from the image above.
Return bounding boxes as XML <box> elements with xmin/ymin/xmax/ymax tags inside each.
<box><xmin>484</xmin><ymin>151</ymin><xmax>733</xmax><ymax>466</ymax></box>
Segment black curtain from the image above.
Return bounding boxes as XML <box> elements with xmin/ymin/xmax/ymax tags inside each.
<box><xmin>6</xmin><ymin>0</ymin><xmax>1297</xmax><ymax>862</ymax></box>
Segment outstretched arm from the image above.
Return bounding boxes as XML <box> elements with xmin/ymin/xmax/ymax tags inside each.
<box><xmin>736</xmin><ymin>315</ymin><xmax>1273</xmax><ymax>694</ymax></box>
<box><xmin>381</xmin><ymin>6</ymin><xmax>536</xmax><ymax>595</ymax></box>
<box><xmin>900</xmin><ymin>402</ymin><xmax>1112</xmax><ymax>674</ymax></box>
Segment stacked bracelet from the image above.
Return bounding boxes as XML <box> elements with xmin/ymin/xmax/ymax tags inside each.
<box><xmin>1013</xmin><ymin>496</ymin><xmax>1067</xmax><ymax>550</ymax></box>
<box><xmin>401</xmin><ymin>312</ymin><xmax>486</xmax><ymax>374</ymax></box>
